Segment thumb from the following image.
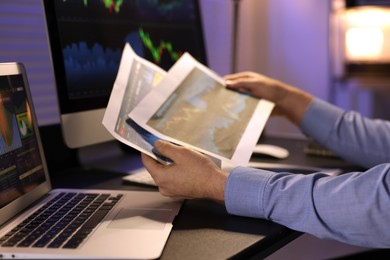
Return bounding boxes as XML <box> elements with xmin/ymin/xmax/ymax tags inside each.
<box><xmin>153</xmin><ymin>140</ymin><xmax>179</xmax><ymax>162</ymax></box>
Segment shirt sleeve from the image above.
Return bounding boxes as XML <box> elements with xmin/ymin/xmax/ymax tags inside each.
<box><xmin>225</xmin><ymin>98</ymin><xmax>390</xmax><ymax>248</ymax></box>
<box><xmin>300</xmin><ymin>98</ymin><xmax>390</xmax><ymax>168</ymax></box>
<box><xmin>225</xmin><ymin>165</ymin><xmax>390</xmax><ymax>248</ymax></box>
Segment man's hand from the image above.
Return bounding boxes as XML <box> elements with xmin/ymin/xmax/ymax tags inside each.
<box><xmin>142</xmin><ymin>140</ymin><xmax>228</xmax><ymax>203</ymax></box>
<box><xmin>224</xmin><ymin>71</ymin><xmax>313</xmax><ymax>125</ymax></box>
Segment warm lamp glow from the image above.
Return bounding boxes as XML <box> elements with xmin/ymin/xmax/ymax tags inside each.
<box><xmin>343</xmin><ymin>7</ymin><xmax>390</xmax><ymax>63</ymax></box>
<box><xmin>346</xmin><ymin>27</ymin><xmax>384</xmax><ymax>61</ymax></box>
<box><xmin>345</xmin><ymin>8</ymin><xmax>390</xmax><ymax>27</ymax></box>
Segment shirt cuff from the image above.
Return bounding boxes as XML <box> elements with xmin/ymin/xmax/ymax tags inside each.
<box><xmin>225</xmin><ymin>166</ymin><xmax>274</xmax><ymax>218</ymax></box>
<box><xmin>300</xmin><ymin>98</ymin><xmax>344</xmax><ymax>143</ymax></box>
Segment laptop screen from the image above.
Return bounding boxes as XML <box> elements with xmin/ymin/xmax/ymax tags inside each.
<box><xmin>0</xmin><ymin>73</ymin><xmax>46</xmax><ymax>209</ymax></box>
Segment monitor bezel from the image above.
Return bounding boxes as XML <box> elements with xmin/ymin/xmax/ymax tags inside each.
<box><xmin>42</xmin><ymin>0</ymin><xmax>208</xmax><ymax>115</ymax></box>
<box><xmin>0</xmin><ymin>62</ymin><xmax>52</xmax><ymax>226</ymax></box>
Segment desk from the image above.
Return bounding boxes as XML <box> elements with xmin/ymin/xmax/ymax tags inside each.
<box><xmin>41</xmin><ymin>125</ymin><xmax>384</xmax><ymax>259</ymax></box>
<box><xmin>255</xmin><ymin>136</ymin><xmax>359</xmax><ymax>171</ymax></box>
<box><xmin>50</xmin><ymin>161</ymin><xmax>299</xmax><ymax>259</ymax></box>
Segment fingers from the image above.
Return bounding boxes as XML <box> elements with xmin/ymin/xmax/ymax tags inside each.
<box><xmin>224</xmin><ymin>72</ymin><xmax>260</xmax><ymax>87</ymax></box>
<box><xmin>141</xmin><ymin>141</ymin><xmax>228</xmax><ymax>201</ymax></box>
<box><xmin>141</xmin><ymin>153</ymin><xmax>164</xmax><ymax>178</ymax></box>
<box><xmin>223</xmin><ymin>71</ymin><xmax>287</xmax><ymax>103</ymax></box>
<box><xmin>153</xmin><ymin>140</ymin><xmax>184</xmax><ymax>162</ymax></box>
<box><xmin>224</xmin><ymin>78</ymin><xmax>253</xmax><ymax>94</ymax></box>
<box><xmin>141</xmin><ymin>140</ymin><xmax>182</xmax><ymax>178</ymax></box>
<box><xmin>224</xmin><ymin>72</ymin><xmax>253</xmax><ymax>87</ymax></box>
<box><xmin>224</xmin><ymin>71</ymin><xmax>254</xmax><ymax>81</ymax></box>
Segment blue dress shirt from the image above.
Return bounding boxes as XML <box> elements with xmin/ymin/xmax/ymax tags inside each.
<box><xmin>224</xmin><ymin>98</ymin><xmax>390</xmax><ymax>248</ymax></box>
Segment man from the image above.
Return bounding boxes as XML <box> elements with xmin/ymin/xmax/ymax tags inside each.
<box><xmin>142</xmin><ymin>71</ymin><xmax>390</xmax><ymax>248</ymax></box>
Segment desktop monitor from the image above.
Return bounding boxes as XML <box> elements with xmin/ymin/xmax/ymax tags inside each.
<box><xmin>42</xmin><ymin>0</ymin><xmax>208</xmax><ymax>153</ymax></box>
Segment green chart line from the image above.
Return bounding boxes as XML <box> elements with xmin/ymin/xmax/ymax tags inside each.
<box><xmin>83</xmin><ymin>0</ymin><xmax>124</xmax><ymax>13</ymax></box>
<box><xmin>139</xmin><ymin>28</ymin><xmax>181</xmax><ymax>64</ymax></box>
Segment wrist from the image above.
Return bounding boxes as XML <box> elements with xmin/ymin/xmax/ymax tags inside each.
<box><xmin>208</xmin><ymin>170</ymin><xmax>228</xmax><ymax>203</ymax></box>
<box><xmin>277</xmin><ymin>85</ymin><xmax>313</xmax><ymax>125</ymax></box>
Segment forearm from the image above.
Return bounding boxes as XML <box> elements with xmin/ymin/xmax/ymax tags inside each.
<box><xmin>225</xmin><ymin>165</ymin><xmax>390</xmax><ymax>248</ymax></box>
<box><xmin>275</xmin><ymin>83</ymin><xmax>313</xmax><ymax>125</ymax></box>
<box><xmin>301</xmin><ymin>98</ymin><xmax>390</xmax><ymax>168</ymax></box>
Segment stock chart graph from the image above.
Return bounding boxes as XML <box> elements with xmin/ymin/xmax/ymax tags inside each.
<box><xmin>55</xmin><ymin>0</ymin><xmax>202</xmax><ymax>99</ymax></box>
<box><xmin>82</xmin><ymin>0</ymin><xmax>125</xmax><ymax>13</ymax></box>
<box><xmin>139</xmin><ymin>28</ymin><xmax>181</xmax><ymax>65</ymax></box>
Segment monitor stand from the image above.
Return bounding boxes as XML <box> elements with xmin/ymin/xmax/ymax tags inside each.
<box><xmin>77</xmin><ymin>140</ymin><xmax>143</xmax><ymax>174</ymax></box>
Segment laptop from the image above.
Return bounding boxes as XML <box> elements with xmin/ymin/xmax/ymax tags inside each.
<box><xmin>0</xmin><ymin>62</ymin><xmax>182</xmax><ymax>259</ymax></box>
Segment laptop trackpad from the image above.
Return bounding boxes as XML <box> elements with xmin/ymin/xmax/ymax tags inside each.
<box><xmin>108</xmin><ymin>208</ymin><xmax>171</xmax><ymax>230</ymax></box>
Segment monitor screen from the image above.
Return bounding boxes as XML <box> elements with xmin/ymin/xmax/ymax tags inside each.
<box><xmin>0</xmin><ymin>64</ymin><xmax>47</xmax><ymax>210</ymax></box>
<box><xmin>43</xmin><ymin>0</ymin><xmax>208</xmax><ymax>148</ymax></box>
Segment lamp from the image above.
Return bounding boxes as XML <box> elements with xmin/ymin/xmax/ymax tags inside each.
<box><xmin>344</xmin><ymin>7</ymin><xmax>390</xmax><ymax>63</ymax></box>
<box><xmin>331</xmin><ymin>0</ymin><xmax>390</xmax><ymax>78</ymax></box>
<box><xmin>346</xmin><ymin>27</ymin><xmax>384</xmax><ymax>61</ymax></box>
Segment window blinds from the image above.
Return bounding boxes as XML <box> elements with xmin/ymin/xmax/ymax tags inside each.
<box><xmin>0</xmin><ymin>0</ymin><xmax>59</xmax><ymax>125</ymax></box>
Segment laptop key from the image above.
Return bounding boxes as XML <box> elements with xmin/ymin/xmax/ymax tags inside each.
<box><xmin>1</xmin><ymin>192</ymin><xmax>122</xmax><ymax>249</ymax></box>
<box><xmin>63</xmin><ymin>208</ymin><xmax>111</xmax><ymax>249</ymax></box>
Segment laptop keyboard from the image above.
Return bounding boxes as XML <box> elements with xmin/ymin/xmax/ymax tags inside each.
<box><xmin>0</xmin><ymin>192</ymin><xmax>123</xmax><ymax>249</ymax></box>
